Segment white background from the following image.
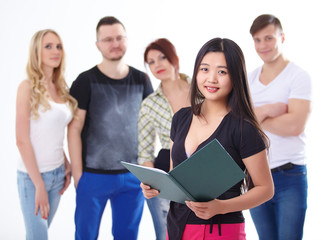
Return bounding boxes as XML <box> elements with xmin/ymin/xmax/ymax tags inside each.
<box><xmin>1</xmin><ymin>0</ymin><xmax>322</xmax><ymax>239</ymax></box>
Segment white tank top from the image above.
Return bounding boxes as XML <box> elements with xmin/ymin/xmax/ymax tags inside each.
<box><xmin>17</xmin><ymin>101</ymin><xmax>73</xmax><ymax>173</ymax></box>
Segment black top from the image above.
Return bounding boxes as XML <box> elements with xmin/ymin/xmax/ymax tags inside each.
<box><xmin>167</xmin><ymin>107</ymin><xmax>266</xmax><ymax>239</ymax></box>
<box><xmin>70</xmin><ymin>66</ymin><xmax>153</xmax><ymax>174</ymax></box>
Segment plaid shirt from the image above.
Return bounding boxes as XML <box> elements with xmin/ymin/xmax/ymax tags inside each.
<box><xmin>137</xmin><ymin>74</ymin><xmax>190</xmax><ymax>165</ymax></box>
<box><xmin>137</xmin><ymin>84</ymin><xmax>173</xmax><ymax>165</ymax></box>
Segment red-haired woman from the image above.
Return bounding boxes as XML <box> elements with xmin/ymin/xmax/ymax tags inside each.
<box><xmin>138</xmin><ymin>38</ymin><xmax>190</xmax><ymax>240</ymax></box>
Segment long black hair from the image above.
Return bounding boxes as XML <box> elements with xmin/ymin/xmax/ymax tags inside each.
<box><xmin>190</xmin><ymin>38</ymin><xmax>269</xmax><ymax>189</ymax></box>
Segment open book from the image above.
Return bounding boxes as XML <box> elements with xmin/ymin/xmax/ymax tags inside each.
<box><xmin>122</xmin><ymin>138</ymin><xmax>246</xmax><ymax>204</ymax></box>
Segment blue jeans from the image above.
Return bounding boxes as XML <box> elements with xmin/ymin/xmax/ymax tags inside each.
<box><xmin>146</xmin><ymin>197</ymin><xmax>170</xmax><ymax>240</ymax></box>
<box><xmin>250</xmin><ymin>164</ymin><xmax>307</xmax><ymax>240</ymax></box>
<box><xmin>75</xmin><ymin>172</ymin><xmax>145</xmax><ymax>240</ymax></box>
<box><xmin>17</xmin><ymin>165</ymin><xmax>65</xmax><ymax>240</ymax></box>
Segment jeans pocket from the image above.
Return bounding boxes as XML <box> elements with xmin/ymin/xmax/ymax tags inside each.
<box><xmin>282</xmin><ymin>165</ymin><xmax>306</xmax><ymax>177</ymax></box>
<box><xmin>18</xmin><ymin>172</ymin><xmax>35</xmax><ymax>199</ymax></box>
<box><xmin>76</xmin><ymin>173</ymin><xmax>86</xmax><ymax>193</ymax></box>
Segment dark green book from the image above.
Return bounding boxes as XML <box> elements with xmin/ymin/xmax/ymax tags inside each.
<box><xmin>121</xmin><ymin>138</ymin><xmax>246</xmax><ymax>204</ymax></box>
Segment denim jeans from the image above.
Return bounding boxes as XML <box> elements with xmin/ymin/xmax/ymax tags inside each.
<box><xmin>75</xmin><ymin>172</ymin><xmax>144</xmax><ymax>240</ymax></box>
<box><xmin>250</xmin><ymin>164</ymin><xmax>307</xmax><ymax>240</ymax></box>
<box><xmin>17</xmin><ymin>165</ymin><xmax>65</xmax><ymax>240</ymax></box>
<box><xmin>146</xmin><ymin>197</ymin><xmax>170</xmax><ymax>240</ymax></box>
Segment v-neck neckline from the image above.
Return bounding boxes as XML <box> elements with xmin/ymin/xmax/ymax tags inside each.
<box><xmin>257</xmin><ymin>62</ymin><xmax>291</xmax><ymax>87</ymax></box>
<box><xmin>183</xmin><ymin>111</ymin><xmax>231</xmax><ymax>158</ymax></box>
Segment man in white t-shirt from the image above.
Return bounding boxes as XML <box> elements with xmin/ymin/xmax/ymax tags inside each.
<box><xmin>248</xmin><ymin>14</ymin><xmax>312</xmax><ymax>240</ymax></box>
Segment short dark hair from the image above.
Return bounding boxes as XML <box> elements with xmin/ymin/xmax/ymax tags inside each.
<box><xmin>250</xmin><ymin>14</ymin><xmax>283</xmax><ymax>36</ymax></box>
<box><xmin>96</xmin><ymin>16</ymin><xmax>125</xmax><ymax>34</ymax></box>
<box><xmin>144</xmin><ymin>38</ymin><xmax>179</xmax><ymax>76</ymax></box>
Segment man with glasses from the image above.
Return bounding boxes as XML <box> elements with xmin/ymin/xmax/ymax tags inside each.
<box><xmin>68</xmin><ymin>16</ymin><xmax>153</xmax><ymax>240</ymax></box>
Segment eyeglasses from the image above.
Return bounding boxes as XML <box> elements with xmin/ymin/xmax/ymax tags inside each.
<box><xmin>98</xmin><ymin>35</ymin><xmax>127</xmax><ymax>44</ymax></box>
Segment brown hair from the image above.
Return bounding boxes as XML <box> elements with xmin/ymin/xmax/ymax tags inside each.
<box><xmin>250</xmin><ymin>14</ymin><xmax>283</xmax><ymax>36</ymax></box>
<box><xmin>96</xmin><ymin>16</ymin><xmax>125</xmax><ymax>37</ymax></box>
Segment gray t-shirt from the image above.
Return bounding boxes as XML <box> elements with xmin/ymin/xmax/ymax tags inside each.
<box><xmin>70</xmin><ymin>66</ymin><xmax>153</xmax><ymax>173</ymax></box>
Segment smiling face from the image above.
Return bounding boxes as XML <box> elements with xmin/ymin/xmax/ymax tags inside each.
<box><xmin>41</xmin><ymin>32</ymin><xmax>63</xmax><ymax>71</ymax></box>
<box><xmin>252</xmin><ymin>24</ymin><xmax>285</xmax><ymax>64</ymax></box>
<box><xmin>96</xmin><ymin>23</ymin><xmax>127</xmax><ymax>61</ymax></box>
<box><xmin>146</xmin><ymin>49</ymin><xmax>176</xmax><ymax>81</ymax></box>
<box><xmin>196</xmin><ymin>52</ymin><xmax>232</xmax><ymax>104</ymax></box>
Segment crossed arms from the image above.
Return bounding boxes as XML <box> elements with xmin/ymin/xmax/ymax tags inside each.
<box><xmin>254</xmin><ymin>98</ymin><xmax>311</xmax><ymax>137</ymax></box>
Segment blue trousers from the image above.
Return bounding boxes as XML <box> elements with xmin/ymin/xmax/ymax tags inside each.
<box><xmin>250</xmin><ymin>164</ymin><xmax>307</xmax><ymax>240</ymax></box>
<box><xmin>75</xmin><ymin>171</ymin><xmax>145</xmax><ymax>240</ymax></box>
<box><xmin>146</xmin><ymin>197</ymin><xmax>169</xmax><ymax>240</ymax></box>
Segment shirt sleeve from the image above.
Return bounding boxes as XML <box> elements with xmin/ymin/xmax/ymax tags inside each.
<box><xmin>239</xmin><ymin>121</ymin><xmax>266</xmax><ymax>159</ymax></box>
<box><xmin>137</xmin><ymin>99</ymin><xmax>156</xmax><ymax>165</ymax></box>
<box><xmin>289</xmin><ymin>69</ymin><xmax>312</xmax><ymax>101</ymax></box>
<box><xmin>69</xmin><ymin>73</ymin><xmax>91</xmax><ymax>110</ymax></box>
<box><xmin>142</xmin><ymin>73</ymin><xmax>153</xmax><ymax>99</ymax></box>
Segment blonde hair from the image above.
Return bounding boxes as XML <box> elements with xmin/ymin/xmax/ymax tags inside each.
<box><xmin>26</xmin><ymin>29</ymin><xmax>77</xmax><ymax>119</ymax></box>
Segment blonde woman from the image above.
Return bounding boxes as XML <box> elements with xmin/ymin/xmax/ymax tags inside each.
<box><xmin>16</xmin><ymin>29</ymin><xmax>77</xmax><ymax>239</ymax></box>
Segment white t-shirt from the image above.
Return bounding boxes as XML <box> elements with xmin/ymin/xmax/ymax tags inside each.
<box><xmin>248</xmin><ymin>62</ymin><xmax>312</xmax><ymax>169</ymax></box>
<box><xmin>17</xmin><ymin>101</ymin><xmax>72</xmax><ymax>173</ymax></box>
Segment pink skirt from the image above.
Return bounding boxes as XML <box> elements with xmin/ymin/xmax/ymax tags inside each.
<box><xmin>167</xmin><ymin>223</ymin><xmax>246</xmax><ymax>240</ymax></box>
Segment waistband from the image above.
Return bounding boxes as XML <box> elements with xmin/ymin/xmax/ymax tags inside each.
<box><xmin>17</xmin><ymin>164</ymin><xmax>65</xmax><ymax>175</ymax></box>
<box><xmin>84</xmin><ymin>167</ymin><xmax>129</xmax><ymax>174</ymax></box>
<box><xmin>271</xmin><ymin>162</ymin><xmax>295</xmax><ymax>173</ymax></box>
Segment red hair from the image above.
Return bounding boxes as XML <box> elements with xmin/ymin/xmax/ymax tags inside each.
<box><xmin>144</xmin><ymin>38</ymin><xmax>179</xmax><ymax>76</ymax></box>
